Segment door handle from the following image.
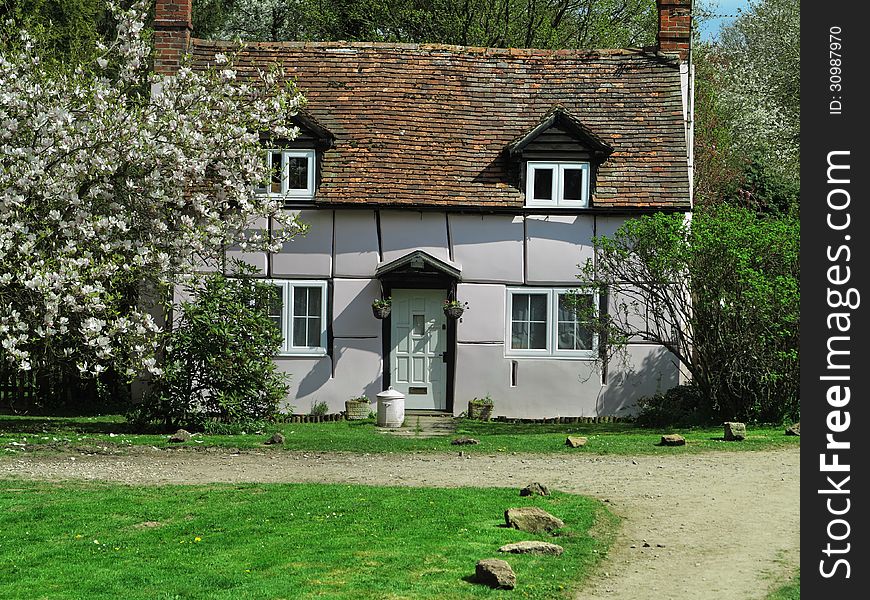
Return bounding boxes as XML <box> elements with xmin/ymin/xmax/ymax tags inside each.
<box><xmin>440</xmin><ymin>352</ymin><xmax>448</xmax><ymax>363</ymax></box>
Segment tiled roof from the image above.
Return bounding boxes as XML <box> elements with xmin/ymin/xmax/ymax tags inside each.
<box><xmin>190</xmin><ymin>40</ymin><xmax>690</xmax><ymax>210</ymax></box>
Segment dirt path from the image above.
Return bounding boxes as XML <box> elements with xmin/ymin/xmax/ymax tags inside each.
<box><xmin>1</xmin><ymin>447</ymin><xmax>799</xmax><ymax>599</ymax></box>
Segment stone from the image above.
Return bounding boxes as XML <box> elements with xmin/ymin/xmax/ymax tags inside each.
<box><xmin>519</xmin><ymin>482</ymin><xmax>550</xmax><ymax>497</ymax></box>
<box><xmin>168</xmin><ymin>429</ymin><xmax>191</xmax><ymax>443</ymax></box>
<box><xmin>504</xmin><ymin>507</ymin><xmax>565</xmax><ymax>533</ymax></box>
<box><xmin>565</xmin><ymin>436</ymin><xmax>588</xmax><ymax>448</ymax></box>
<box><xmin>785</xmin><ymin>422</ymin><xmax>800</xmax><ymax>436</ymax></box>
<box><xmin>723</xmin><ymin>422</ymin><xmax>746</xmax><ymax>441</ymax></box>
<box><xmin>475</xmin><ymin>558</ymin><xmax>516</xmax><ymax>589</ymax></box>
<box><xmin>265</xmin><ymin>432</ymin><xmax>285</xmax><ymax>445</ymax></box>
<box><xmin>451</xmin><ymin>437</ymin><xmax>480</xmax><ymax>445</ymax></box>
<box><xmin>660</xmin><ymin>434</ymin><xmax>686</xmax><ymax>446</ymax></box>
<box><xmin>499</xmin><ymin>541</ymin><xmax>564</xmax><ymax>556</ymax></box>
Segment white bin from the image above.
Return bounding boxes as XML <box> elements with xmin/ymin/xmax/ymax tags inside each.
<box><xmin>376</xmin><ymin>387</ymin><xmax>405</xmax><ymax>428</ymax></box>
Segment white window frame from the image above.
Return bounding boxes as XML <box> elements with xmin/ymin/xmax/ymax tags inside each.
<box><xmin>505</xmin><ymin>288</ymin><xmax>598</xmax><ymax>359</ymax></box>
<box><xmin>258</xmin><ymin>149</ymin><xmax>316</xmax><ymax>199</ymax></box>
<box><xmin>525</xmin><ymin>161</ymin><xmax>590</xmax><ymax>207</ymax></box>
<box><xmin>266</xmin><ymin>279</ymin><xmax>328</xmax><ymax>356</ymax></box>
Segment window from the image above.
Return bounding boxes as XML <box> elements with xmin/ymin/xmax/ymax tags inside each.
<box><xmin>506</xmin><ymin>288</ymin><xmax>597</xmax><ymax>357</ymax></box>
<box><xmin>266</xmin><ymin>280</ymin><xmax>327</xmax><ymax>355</ymax></box>
<box><xmin>525</xmin><ymin>161</ymin><xmax>590</xmax><ymax>207</ymax></box>
<box><xmin>257</xmin><ymin>149</ymin><xmax>316</xmax><ymax>199</ymax></box>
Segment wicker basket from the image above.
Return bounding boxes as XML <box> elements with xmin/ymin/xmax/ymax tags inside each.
<box><xmin>372</xmin><ymin>305</ymin><xmax>391</xmax><ymax>319</ymax></box>
<box><xmin>443</xmin><ymin>306</ymin><xmax>464</xmax><ymax>319</ymax></box>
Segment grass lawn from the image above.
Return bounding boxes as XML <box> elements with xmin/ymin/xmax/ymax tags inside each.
<box><xmin>765</xmin><ymin>572</ymin><xmax>799</xmax><ymax>600</ymax></box>
<box><xmin>0</xmin><ymin>415</ymin><xmax>800</xmax><ymax>456</ymax></box>
<box><xmin>0</xmin><ymin>480</ymin><xmax>616</xmax><ymax>599</ymax></box>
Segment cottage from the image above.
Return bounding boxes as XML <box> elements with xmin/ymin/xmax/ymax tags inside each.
<box><xmin>154</xmin><ymin>0</ymin><xmax>693</xmax><ymax>419</ymax></box>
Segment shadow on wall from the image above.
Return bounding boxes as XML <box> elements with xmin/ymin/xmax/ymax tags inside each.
<box><xmin>594</xmin><ymin>346</ymin><xmax>679</xmax><ymax>416</ymax></box>
<box><xmin>293</xmin><ymin>343</ymin><xmax>383</xmax><ymax>406</ymax></box>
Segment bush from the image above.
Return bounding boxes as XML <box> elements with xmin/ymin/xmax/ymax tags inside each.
<box><xmin>309</xmin><ymin>400</ymin><xmax>329</xmax><ymax>417</ymax></box>
<box><xmin>634</xmin><ymin>384</ymin><xmax>715</xmax><ymax>428</ymax></box>
<box><xmin>128</xmin><ymin>264</ymin><xmax>289</xmax><ymax>430</ymax></box>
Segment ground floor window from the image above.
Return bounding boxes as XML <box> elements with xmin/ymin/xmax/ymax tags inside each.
<box><xmin>266</xmin><ymin>280</ymin><xmax>327</xmax><ymax>355</ymax></box>
<box><xmin>506</xmin><ymin>288</ymin><xmax>596</xmax><ymax>358</ymax></box>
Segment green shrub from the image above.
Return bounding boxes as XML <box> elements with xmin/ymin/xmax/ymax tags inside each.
<box><xmin>634</xmin><ymin>384</ymin><xmax>715</xmax><ymax>428</ymax></box>
<box><xmin>309</xmin><ymin>400</ymin><xmax>329</xmax><ymax>417</ymax></box>
<box><xmin>128</xmin><ymin>263</ymin><xmax>289</xmax><ymax>430</ymax></box>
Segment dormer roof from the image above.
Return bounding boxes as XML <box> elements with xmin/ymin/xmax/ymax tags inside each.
<box><xmin>506</xmin><ymin>107</ymin><xmax>613</xmax><ymax>159</ymax></box>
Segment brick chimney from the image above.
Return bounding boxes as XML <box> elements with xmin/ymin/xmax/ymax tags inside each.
<box><xmin>153</xmin><ymin>0</ymin><xmax>192</xmax><ymax>75</ymax></box>
<box><xmin>656</xmin><ymin>0</ymin><xmax>692</xmax><ymax>61</ymax></box>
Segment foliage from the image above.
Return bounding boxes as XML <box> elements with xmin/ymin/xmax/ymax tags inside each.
<box><xmin>0</xmin><ymin>1</ymin><xmax>305</xmax><ymax>388</ymax></box>
<box><xmin>371</xmin><ymin>297</ymin><xmax>391</xmax><ymax>309</ymax></box>
<box><xmin>469</xmin><ymin>394</ymin><xmax>493</xmax><ymax>406</ymax></box>
<box><xmin>197</xmin><ymin>0</ymin><xmax>657</xmax><ymax>49</ymax></box>
<box><xmin>693</xmin><ymin>0</ymin><xmax>800</xmax><ymax>211</ymax></box>
<box><xmin>348</xmin><ymin>395</ymin><xmax>370</xmax><ymax>403</ymax></box>
<box><xmin>443</xmin><ymin>298</ymin><xmax>467</xmax><ymax>310</ymax></box>
<box><xmin>583</xmin><ymin>204</ymin><xmax>799</xmax><ymax>423</ymax></box>
<box><xmin>0</xmin><ymin>0</ymin><xmax>112</xmax><ymax>64</ymax></box>
<box><xmin>309</xmin><ymin>399</ymin><xmax>329</xmax><ymax>416</ymax></box>
<box><xmin>128</xmin><ymin>263</ymin><xmax>289</xmax><ymax>430</ymax></box>
<box><xmin>0</xmin><ymin>480</ymin><xmax>615</xmax><ymax>599</ymax></box>
<box><xmin>634</xmin><ymin>384</ymin><xmax>713</xmax><ymax>428</ymax></box>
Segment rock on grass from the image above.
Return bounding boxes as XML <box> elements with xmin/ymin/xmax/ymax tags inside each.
<box><xmin>475</xmin><ymin>558</ymin><xmax>516</xmax><ymax>589</ymax></box>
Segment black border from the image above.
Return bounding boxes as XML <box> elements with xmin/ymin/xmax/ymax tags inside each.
<box><xmin>801</xmin><ymin>2</ymin><xmax>868</xmax><ymax>595</ymax></box>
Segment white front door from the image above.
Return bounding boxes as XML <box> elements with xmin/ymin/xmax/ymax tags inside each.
<box><xmin>390</xmin><ymin>289</ymin><xmax>447</xmax><ymax>410</ymax></box>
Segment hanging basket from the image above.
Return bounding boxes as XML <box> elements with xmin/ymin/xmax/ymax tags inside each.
<box><xmin>443</xmin><ymin>305</ymin><xmax>465</xmax><ymax>319</ymax></box>
<box><xmin>372</xmin><ymin>305</ymin><xmax>391</xmax><ymax>319</ymax></box>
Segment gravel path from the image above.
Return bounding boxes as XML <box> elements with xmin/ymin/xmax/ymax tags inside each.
<box><xmin>1</xmin><ymin>446</ymin><xmax>799</xmax><ymax>599</ymax></box>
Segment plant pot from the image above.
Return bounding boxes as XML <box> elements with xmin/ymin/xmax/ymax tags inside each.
<box><xmin>372</xmin><ymin>305</ymin><xmax>391</xmax><ymax>319</ymax></box>
<box><xmin>444</xmin><ymin>306</ymin><xmax>464</xmax><ymax>319</ymax></box>
<box><xmin>467</xmin><ymin>401</ymin><xmax>493</xmax><ymax>421</ymax></box>
<box><xmin>345</xmin><ymin>399</ymin><xmax>371</xmax><ymax>420</ymax></box>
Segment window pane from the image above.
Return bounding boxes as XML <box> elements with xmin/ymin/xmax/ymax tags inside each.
<box><xmin>306</xmin><ymin>286</ymin><xmax>321</xmax><ymax>315</ymax></box>
<box><xmin>293</xmin><ymin>287</ymin><xmax>307</xmax><ymax>316</ymax></box>
<box><xmin>558</xmin><ymin>294</ymin><xmax>576</xmax><ymax>322</ymax></box>
<box><xmin>577</xmin><ymin>324</ymin><xmax>594</xmax><ymax>350</ymax></box>
<box><xmin>529</xmin><ymin>294</ymin><xmax>547</xmax><ymax>322</ymax></box>
<box><xmin>529</xmin><ymin>322</ymin><xmax>547</xmax><ymax>349</ymax></box>
<box><xmin>412</xmin><ymin>314</ymin><xmax>425</xmax><ymax>336</ymax></box>
<box><xmin>533</xmin><ymin>168</ymin><xmax>553</xmax><ymax>200</ymax></box>
<box><xmin>287</xmin><ymin>156</ymin><xmax>309</xmax><ymax>190</ymax></box>
<box><xmin>511</xmin><ymin>294</ymin><xmax>529</xmax><ymax>321</ymax></box>
<box><xmin>557</xmin><ymin>322</ymin><xmax>576</xmax><ymax>350</ymax></box>
<box><xmin>292</xmin><ymin>317</ymin><xmax>307</xmax><ymax>347</ymax></box>
<box><xmin>270</xmin><ymin>152</ymin><xmax>283</xmax><ymax>194</ymax></box>
<box><xmin>266</xmin><ymin>285</ymin><xmax>283</xmax><ymax>334</ymax></box>
<box><xmin>511</xmin><ymin>322</ymin><xmax>528</xmax><ymax>350</ymax></box>
<box><xmin>307</xmin><ymin>317</ymin><xmax>321</xmax><ymax>346</ymax></box>
<box><xmin>563</xmin><ymin>168</ymin><xmax>584</xmax><ymax>201</ymax></box>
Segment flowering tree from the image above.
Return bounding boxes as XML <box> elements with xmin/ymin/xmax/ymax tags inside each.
<box><xmin>0</xmin><ymin>0</ymin><xmax>304</xmax><ymax>387</ymax></box>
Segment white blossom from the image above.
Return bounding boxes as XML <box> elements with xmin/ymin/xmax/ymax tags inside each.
<box><xmin>0</xmin><ymin>0</ymin><xmax>304</xmax><ymax>380</ymax></box>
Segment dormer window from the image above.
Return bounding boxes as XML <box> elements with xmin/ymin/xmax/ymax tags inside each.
<box><xmin>262</xmin><ymin>149</ymin><xmax>316</xmax><ymax>199</ymax></box>
<box><xmin>507</xmin><ymin>107</ymin><xmax>612</xmax><ymax>210</ymax></box>
<box><xmin>526</xmin><ymin>161</ymin><xmax>590</xmax><ymax>207</ymax></box>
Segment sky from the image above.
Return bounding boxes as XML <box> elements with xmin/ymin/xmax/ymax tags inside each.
<box><xmin>697</xmin><ymin>0</ymin><xmax>752</xmax><ymax>41</ymax></box>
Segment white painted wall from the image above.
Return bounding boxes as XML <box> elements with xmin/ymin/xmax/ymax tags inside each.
<box><xmin>332</xmin><ymin>278</ymin><xmax>382</xmax><ymax>338</ymax></box>
<box><xmin>272</xmin><ymin>209</ymin><xmax>333</xmax><ymax>277</ymax></box>
<box><xmin>275</xmin><ymin>337</ymin><xmax>383</xmax><ymax>414</ymax></box>
<box><xmin>449</xmin><ymin>214</ymin><xmax>524</xmax><ymax>283</ymax></box>
<box><xmin>525</xmin><ymin>214</ymin><xmax>594</xmax><ymax>284</ymax></box>
<box><xmin>334</xmin><ymin>210</ymin><xmax>380</xmax><ymax>277</ymax></box>
<box><xmin>455</xmin><ymin>283</ymin><xmax>505</xmax><ymax>343</ymax></box>
<box><xmin>248</xmin><ymin>209</ymin><xmax>684</xmax><ymax>417</ymax></box>
<box><xmin>380</xmin><ymin>211</ymin><xmax>451</xmax><ymax>263</ymax></box>
<box><xmin>225</xmin><ymin>216</ymin><xmax>269</xmax><ymax>275</ymax></box>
